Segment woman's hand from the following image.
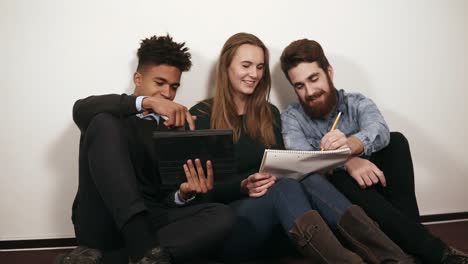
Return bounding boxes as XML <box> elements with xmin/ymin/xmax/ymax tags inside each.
<box><xmin>241</xmin><ymin>173</ymin><xmax>277</xmax><ymax>198</ymax></box>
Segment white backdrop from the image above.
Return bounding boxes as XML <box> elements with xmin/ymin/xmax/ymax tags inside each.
<box><xmin>1</xmin><ymin>0</ymin><xmax>467</xmax><ymax>240</ymax></box>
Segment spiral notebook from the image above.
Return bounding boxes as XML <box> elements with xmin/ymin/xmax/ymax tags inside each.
<box><xmin>259</xmin><ymin>148</ymin><xmax>351</xmax><ymax>180</ymax></box>
<box><xmin>153</xmin><ymin>129</ymin><xmax>236</xmax><ymax>186</ymax></box>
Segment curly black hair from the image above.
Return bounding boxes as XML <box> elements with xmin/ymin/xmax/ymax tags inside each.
<box><xmin>137</xmin><ymin>34</ymin><xmax>192</xmax><ymax>72</ymax></box>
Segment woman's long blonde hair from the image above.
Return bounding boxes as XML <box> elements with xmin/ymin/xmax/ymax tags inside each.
<box><xmin>210</xmin><ymin>32</ymin><xmax>276</xmax><ymax>147</ymax></box>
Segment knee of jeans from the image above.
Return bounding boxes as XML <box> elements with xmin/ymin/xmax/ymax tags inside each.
<box><xmin>302</xmin><ymin>174</ymin><xmax>328</xmax><ymax>188</ymax></box>
<box><xmin>271</xmin><ymin>178</ymin><xmax>302</xmax><ymax>193</ymax></box>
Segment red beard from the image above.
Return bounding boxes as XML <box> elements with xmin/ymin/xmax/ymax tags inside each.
<box><xmin>300</xmin><ymin>77</ymin><xmax>337</xmax><ymax>119</ymax></box>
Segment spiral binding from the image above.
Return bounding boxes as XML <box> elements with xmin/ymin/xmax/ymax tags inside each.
<box><xmin>265</xmin><ymin>148</ymin><xmax>350</xmax><ymax>155</ymax></box>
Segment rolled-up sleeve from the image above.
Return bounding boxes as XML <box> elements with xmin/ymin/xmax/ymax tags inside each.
<box><xmin>351</xmin><ymin>96</ymin><xmax>390</xmax><ymax>156</ymax></box>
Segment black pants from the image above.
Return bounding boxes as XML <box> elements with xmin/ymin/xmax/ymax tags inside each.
<box><xmin>329</xmin><ymin>132</ymin><xmax>446</xmax><ymax>263</ymax></box>
<box><xmin>72</xmin><ymin>113</ymin><xmax>234</xmax><ymax>262</ymax></box>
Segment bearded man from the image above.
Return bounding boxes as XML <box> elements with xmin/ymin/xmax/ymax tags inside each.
<box><xmin>279</xmin><ymin>38</ymin><xmax>468</xmax><ymax>264</ymax></box>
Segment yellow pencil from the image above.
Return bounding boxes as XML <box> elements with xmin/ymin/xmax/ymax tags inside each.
<box><xmin>330</xmin><ymin>112</ymin><xmax>342</xmax><ymax>131</ymax></box>
<box><xmin>321</xmin><ymin>112</ymin><xmax>342</xmax><ymax>151</ymax></box>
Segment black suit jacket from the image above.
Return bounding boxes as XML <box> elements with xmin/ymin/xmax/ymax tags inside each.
<box><xmin>73</xmin><ymin>94</ymin><xmax>181</xmax><ymax>225</ymax></box>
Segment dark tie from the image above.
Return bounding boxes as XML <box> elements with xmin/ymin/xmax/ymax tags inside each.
<box><xmin>156</xmin><ymin>117</ymin><xmax>169</xmax><ymax>131</ymax></box>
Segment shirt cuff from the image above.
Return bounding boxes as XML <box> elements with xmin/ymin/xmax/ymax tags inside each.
<box><xmin>351</xmin><ymin>133</ymin><xmax>372</xmax><ymax>156</ymax></box>
<box><xmin>135</xmin><ymin>96</ymin><xmax>148</xmax><ymax>112</ymax></box>
<box><xmin>174</xmin><ymin>190</ymin><xmax>196</xmax><ymax>205</ymax></box>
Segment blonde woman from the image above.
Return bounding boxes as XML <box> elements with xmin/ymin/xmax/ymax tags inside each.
<box><xmin>184</xmin><ymin>32</ymin><xmax>413</xmax><ymax>263</ymax></box>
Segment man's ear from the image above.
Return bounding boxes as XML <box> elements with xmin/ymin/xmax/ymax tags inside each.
<box><xmin>327</xmin><ymin>66</ymin><xmax>334</xmax><ymax>81</ymax></box>
<box><xmin>133</xmin><ymin>71</ymin><xmax>142</xmax><ymax>87</ymax></box>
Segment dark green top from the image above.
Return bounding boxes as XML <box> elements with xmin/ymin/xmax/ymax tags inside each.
<box><xmin>189</xmin><ymin>99</ymin><xmax>285</xmax><ymax>204</ymax></box>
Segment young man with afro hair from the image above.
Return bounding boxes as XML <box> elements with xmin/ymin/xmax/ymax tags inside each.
<box><xmin>56</xmin><ymin>35</ymin><xmax>234</xmax><ymax>264</ymax></box>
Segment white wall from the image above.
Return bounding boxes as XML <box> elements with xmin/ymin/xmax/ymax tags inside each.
<box><xmin>1</xmin><ymin>0</ymin><xmax>467</xmax><ymax>240</ymax></box>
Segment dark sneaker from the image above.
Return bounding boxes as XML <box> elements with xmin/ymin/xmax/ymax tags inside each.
<box><xmin>130</xmin><ymin>246</ymin><xmax>172</xmax><ymax>264</ymax></box>
<box><xmin>443</xmin><ymin>246</ymin><xmax>468</xmax><ymax>264</ymax></box>
<box><xmin>55</xmin><ymin>246</ymin><xmax>102</xmax><ymax>264</ymax></box>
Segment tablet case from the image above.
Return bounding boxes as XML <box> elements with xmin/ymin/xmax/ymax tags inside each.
<box><xmin>153</xmin><ymin>129</ymin><xmax>236</xmax><ymax>185</ymax></box>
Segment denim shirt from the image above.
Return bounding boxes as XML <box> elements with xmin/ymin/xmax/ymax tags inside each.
<box><xmin>281</xmin><ymin>89</ymin><xmax>390</xmax><ymax>156</ymax></box>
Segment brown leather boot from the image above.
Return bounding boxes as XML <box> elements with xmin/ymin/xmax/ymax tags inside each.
<box><xmin>289</xmin><ymin>210</ymin><xmax>364</xmax><ymax>264</ymax></box>
<box><xmin>337</xmin><ymin>205</ymin><xmax>415</xmax><ymax>264</ymax></box>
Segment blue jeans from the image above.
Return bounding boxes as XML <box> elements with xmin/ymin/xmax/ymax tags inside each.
<box><xmin>220</xmin><ymin>178</ymin><xmax>310</xmax><ymax>261</ymax></box>
<box><xmin>221</xmin><ymin>177</ymin><xmax>352</xmax><ymax>261</ymax></box>
<box><xmin>300</xmin><ymin>174</ymin><xmax>353</xmax><ymax>229</ymax></box>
